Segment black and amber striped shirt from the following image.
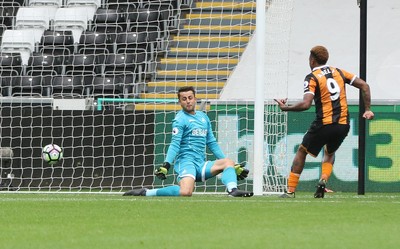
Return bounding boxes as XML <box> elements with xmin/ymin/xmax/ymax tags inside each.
<box><xmin>303</xmin><ymin>65</ymin><xmax>356</xmax><ymax>126</ymax></box>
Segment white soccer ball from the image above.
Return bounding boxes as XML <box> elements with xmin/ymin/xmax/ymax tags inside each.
<box><xmin>42</xmin><ymin>144</ymin><xmax>63</xmax><ymax>164</ymax></box>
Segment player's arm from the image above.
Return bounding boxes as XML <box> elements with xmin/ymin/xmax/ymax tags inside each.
<box><xmin>351</xmin><ymin>77</ymin><xmax>374</xmax><ymax>120</ymax></box>
<box><xmin>155</xmin><ymin>120</ymin><xmax>183</xmax><ymax>180</ymax></box>
<box><xmin>274</xmin><ymin>93</ymin><xmax>313</xmax><ymax>112</ymax></box>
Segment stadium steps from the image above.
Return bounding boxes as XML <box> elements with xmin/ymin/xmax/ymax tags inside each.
<box><xmin>140</xmin><ymin>0</ymin><xmax>255</xmax><ymax>111</ymax></box>
<box><xmin>158</xmin><ymin>58</ymin><xmax>239</xmax><ymax>70</ymax></box>
<box><xmin>169</xmin><ymin>35</ymin><xmax>250</xmax><ymax>48</ymax></box>
<box><xmin>194</xmin><ymin>1</ymin><xmax>256</xmax><ymax>10</ymax></box>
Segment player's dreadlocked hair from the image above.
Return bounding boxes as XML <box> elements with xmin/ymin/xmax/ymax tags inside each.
<box><xmin>310</xmin><ymin>45</ymin><xmax>329</xmax><ymax>65</ymax></box>
<box><xmin>177</xmin><ymin>86</ymin><xmax>196</xmax><ymax>98</ymax></box>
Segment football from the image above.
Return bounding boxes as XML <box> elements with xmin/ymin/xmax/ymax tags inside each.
<box><xmin>42</xmin><ymin>144</ymin><xmax>63</xmax><ymax>164</ymax></box>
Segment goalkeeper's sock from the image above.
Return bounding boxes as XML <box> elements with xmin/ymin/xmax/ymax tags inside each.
<box><xmin>221</xmin><ymin>166</ymin><xmax>237</xmax><ymax>192</ymax></box>
<box><xmin>321</xmin><ymin>162</ymin><xmax>333</xmax><ymax>181</ymax></box>
<box><xmin>287</xmin><ymin>172</ymin><xmax>300</xmax><ymax>193</ymax></box>
<box><xmin>146</xmin><ymin>185</ymin><xmax>180</xmax><ymax>196</ymax></box>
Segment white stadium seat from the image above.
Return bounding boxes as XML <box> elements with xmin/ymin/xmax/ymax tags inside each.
<box><xmin>0</xmin><ymin>29</ymin><xmax>38</xmax><ymax>65</ymax></box>
<box><xmin>28</xmin><ymin>0</ymin><xmax>63</xmax><ymax>7</ymax></box>
<box><xmin>15</xmin><ymin>7</ymin><xmax>58</xmax><ymax>31</ymax></box>
<box><xmin>53</xmin><ymin>7</ymin><xmax>96</xmax><ymax>43</ymax></box>
<box><xmin>66</xmin><ymin>0</ymin><xmax>101</xmax><ymax>9</ymax></box>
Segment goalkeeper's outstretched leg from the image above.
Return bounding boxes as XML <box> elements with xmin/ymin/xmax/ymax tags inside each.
<box><xmin>123</xmin><ymin>159</ymin><xmax>253</xmax><ymax>197</ymax></box>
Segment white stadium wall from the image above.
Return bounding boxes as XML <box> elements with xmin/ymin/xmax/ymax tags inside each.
<box><xmin>222</xmin><ymin>0</ymin><xmax>400</xmax><ymax>101</ymax></box>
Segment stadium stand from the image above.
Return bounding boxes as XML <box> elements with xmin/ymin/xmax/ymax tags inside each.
<box><xmin>0</xmin><ymin>0</ymin><xmax>254</xmax><ymax>101</ymax></box>
<box><xmin>142</xmin><ymin>0</ymin><xmax>255</xmax><ymax>107</ymax></box>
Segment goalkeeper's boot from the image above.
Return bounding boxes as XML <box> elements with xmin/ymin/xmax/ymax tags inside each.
<box><xmin>123</xmin><ymin>188</ymin><xmax>147</xmax><ymax>196</ymax></box>
<box><xmin>314</xmin><ymin>179</ymin><xmax>326</xmax><ymax>198</ymax></box>
<box><xmin>228</xmin><ymin>188</ymin><xmax>254</xmax><ymax>197</ymax></box>
<box><xmin>279</xmin><ymin>191</ymin><xmax>295</xmax><ymax>198</ymax></box>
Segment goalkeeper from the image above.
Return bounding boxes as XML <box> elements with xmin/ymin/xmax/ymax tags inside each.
<box><xmin>124</xmin><ymin>86</ymin><xmax>253</xmax><ymax>197</ymax></box>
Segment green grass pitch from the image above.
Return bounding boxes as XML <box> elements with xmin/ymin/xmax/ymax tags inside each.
<box><xmin>1</xmin><ymin>192</ymin><xmax>400</xmax><ymax>249</ymax></box>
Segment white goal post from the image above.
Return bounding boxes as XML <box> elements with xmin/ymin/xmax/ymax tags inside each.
<box><xmin>0</xmin><ymin>0</ymin><xmax>293</xmax><ymax>195</ymax></box>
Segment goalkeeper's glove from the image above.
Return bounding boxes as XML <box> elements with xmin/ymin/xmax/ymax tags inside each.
<box><xmin>234</xmin><ymin>163</ymin><xmax>249</xmax><ymax>181</ymax></box>
<box><xmin>155</xmin><ymin>162</ymin><xmax>171</xmax><ymax>180</ymax></box>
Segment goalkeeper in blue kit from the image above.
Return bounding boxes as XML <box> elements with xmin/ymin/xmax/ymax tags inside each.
<box><xmin>124</xmin><ymin>86</ymin><xmax>253</xmax><ymax>197</ymax></box>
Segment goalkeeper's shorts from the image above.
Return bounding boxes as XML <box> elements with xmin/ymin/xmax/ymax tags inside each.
<box><xmin>174</xmin><ymin>160</ymin><xmax>214</xmax><ymax>182</ymax></box>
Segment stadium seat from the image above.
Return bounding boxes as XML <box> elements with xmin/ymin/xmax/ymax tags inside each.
<box><xmin>51</xmin><ymin>75</ymin><xmax>85</xmax><ymax>98</ymax></box>
<box><xmin>105</xmin><ymin>0</ymin><xmax>140</xmax><ymax>12</ymax></box>
<box><xmin>40</xmin><ymin>30</ymin><xmax>75</xmax><ymax>56</ymax></box>
<box><xmin>0</xmin><ymin>29</ymin><xmax>37</xmax><ymax>65</ymax></box>
<box><xmin>26</xmin><ymin>52</ymin><xmax>63</xmax><ymax>76</ymax></box>
<box><xmin>66</xmin><ymin>0</ymin><xmax>101</xmax><ymax>9</ymax></box>
<box><xmin>7</xmin><ymin>75</ymin><xmax>52</xmax><ymax>97</ymax></box>
<box><xmin>114</xmin><ymin>32</ymin><xmax>152</xmax><ymax>77</ymax></box>
<box><xmin>65</xmin><ymin>53</ymin><xmax>99</xmax><ymax>76</ymax></box>
<box><xmin>102</xmin><ymin>53</ymin><xmax>138</xmax><ymax>82</ymax></box>
<box><xmin>0</xmin><ymin>5</ymin><xmax>18</xmax><ymax>28</ymax></box>
<box><xmin>15</xmin><ymin>6</ymin><xmax>58</xmax><ymax>29</ymax></box>
<box><xmin>93</xmin><ymin>8</ymin><xmax>125</xmax><ymax>33</ymax></box>
<box><xmin>115</xmin><ymin>31</ymin><xmax>153</xmax><ymax>55</ymax></box>
<box><xmin>0</xmin><ymin>53</ymin><xmax>22</xmax><ymax>81</ymax></box>
<box><xmin>0</xmin><ymin>25</ymin><xmax>6</xmax><ymax>44</ymax></box>
<box><xmin>127</xmin><ymin>8</ymin><xmax>167</xmax><ymax>39</ymax></box>
<box><xmin>53</xmin><ymin>6</ymin><xmax>96</xmax><ymax>43</ymax></box>
<box><xmin>78</xmin><ymin>30</ymin><xmax>111</xmax><ymax>58</ymax></box>
<box><xmin>15</xmin><ymin>7</ymin><xmax>57</xmax><ymax>42</ymax></box>
<box><xmin>84</xmin><ymin>75</ymin><xmax>124</xmax><ymax>98</ymax></box>
<box><xmin>143</xmin><ymin>0</ymin><xmax>179</xmax><ymax>28</ymax></box>
<box><xmin>28</xmin><ymin>0</ymin><xmax>63</xmax><ymax>7</ymax></box>
<box><xmin>1</xmin><ymin>0</ymin><xmax>24</xmax><ymax>7</ymax></box>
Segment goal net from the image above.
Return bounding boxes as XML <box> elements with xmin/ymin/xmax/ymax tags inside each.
<box><xmin>0</xmin><ymin>0</ymin><xmax>293</xmax><ymax>194</ymax></box>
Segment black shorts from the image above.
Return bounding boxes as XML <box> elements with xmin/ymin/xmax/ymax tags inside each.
<box><xmin>301</xmin><ymin>123</ymin><xmax>350</xmax><ymax>157</ymax></box>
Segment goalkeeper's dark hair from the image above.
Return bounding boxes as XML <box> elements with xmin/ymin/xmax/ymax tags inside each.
<box><xmin>310</xmin><ymin>45</ymin><xmax>329</xmax><ymax>65</ymax></box>
<box><xmin>177</xmin><ymin>86</ymin><xmax>196</xmax><ymax>98</ymax></box>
